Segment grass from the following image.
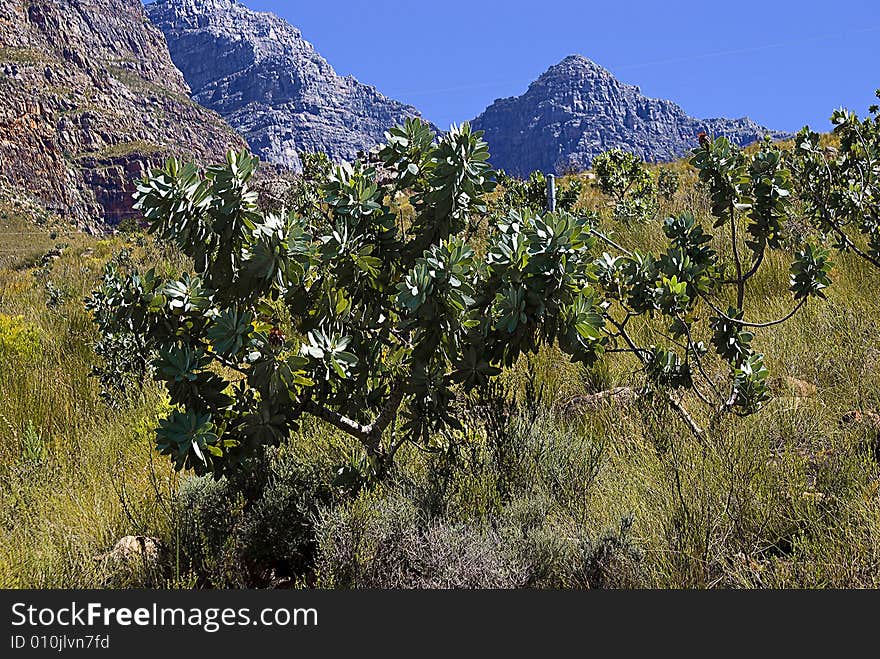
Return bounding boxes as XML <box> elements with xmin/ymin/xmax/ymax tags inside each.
<box><xmin>0</xmin><ymin>47</ymin><xmax>51</xmax><ymax>66</ymax></box>
<box><xmin>2</xmin><ymin>165</ymin><xmax>880</xmax><ymax>588</ymax></box>
<box><xmin>0</xmin><ymin>213</ymin><xmax>179</xmax><ymax>587</ymax></box>
<box><xmin>106</xmin><ymin>65</ymin><xmax>205</xmax><ymax>112</ymax></box>
<box><xmin>0</xmin><ymin>193</ymin><xmax>79</xmax><ymax>269</ymax></box>
<box><xmin>77</xmin><ymin>140</ymin><xmax>167</xmax><ymax>163</ymax></box>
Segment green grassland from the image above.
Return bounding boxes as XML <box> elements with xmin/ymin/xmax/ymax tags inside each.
<box><xmin>2</xmin><ymin>159</ymin><xmax>880</xmax><ymax>589</ymax></box>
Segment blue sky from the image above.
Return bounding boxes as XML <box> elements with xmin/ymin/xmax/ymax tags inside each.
<box><xmin>214</xmin><ymin>1</ymin><xmax>878</xmax><ymax>132</ymax></box>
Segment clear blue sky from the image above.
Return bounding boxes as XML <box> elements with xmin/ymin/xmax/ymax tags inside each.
<box><xmin>217</xmin><ymin>0</ymin><xmax>879</xmax><ymax>132</ymax></box>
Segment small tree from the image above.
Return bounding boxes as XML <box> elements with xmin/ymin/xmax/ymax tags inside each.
<box><xmin>789</xmin><ymin>91</ymin><xmax>880</xmax><ymax>268</ymax></box>
<box><xmin>657</xmin><ymin>168</ymin><xmax>680</xmax><ymax>201</ymax></box>
<box><xmin>592</xmin><ymin>148</ymin><xmax>658</xmax><ymax>222</ymax></box>
<box><xmin>591</xmin><ymin>134</ymin><xmax>831</xmax><ymax>434</ymax></box>
<box><xmin>89</xmin><ymin>121</ymin><xmax>836</xmax><ymax>479</ymax></box>
<box><xmin>88</xmin><ymin>120</ymin><xmax>607</xmax><ymax>479</ymax></box>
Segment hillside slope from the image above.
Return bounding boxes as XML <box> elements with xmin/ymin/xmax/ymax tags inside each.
<box><xmin>3</xmin><ymin>144</ymin><xmax>880</xmax><ymax>589</ymax></box>
<box><xmin>146</xmin><ymin>0</ymin><xmax>429</xmax><ymax>171</ymax></box>
<box><xmin>0</xmin><ymin>0</ymin><xmax>244</xmax><ymax>228</ymax></box>
<box><xmin>472</xmin><ymin>55</ymin><xmax>788</xmax><ymax>176</ymax></box>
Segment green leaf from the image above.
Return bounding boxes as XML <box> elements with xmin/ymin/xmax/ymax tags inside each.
<box><xmin>206</xmin><ymin>308</ymin><xmax>254</xmax><ymax>356</ymax></box>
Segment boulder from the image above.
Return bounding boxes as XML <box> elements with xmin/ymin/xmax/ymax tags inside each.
<box><xmin>769</xmin><ymin>376</ymin><xmax>818</xmax><ymax>398</ymax></box>
<box><xmin>96</xmin><ymin>535</ymin><xmax>168</xmax><ymax>574</ymax></box>
<box><xmin>559</xmin><ymin>386</ymin><xmax>637</xmax><ymax>418</ymax></box>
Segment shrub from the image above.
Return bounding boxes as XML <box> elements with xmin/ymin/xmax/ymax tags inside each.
<box><xmin>657</xmin><ymin>168</ymin><xmax>680</xmax><ymax>201</ymax></box>
<box><xmin>87</xmin><ymin>117</ymin><xmax>850</xmax><ymax>487</ymax></box>
<box><xmin>500</xmin><ymin>498</ymin><xmax>644</xmax><ymax>589</ymax></box>
<box><xmin>313</xmin><ymin>492</ymin><xmax>518</xmax><ymax>588</ymax></box>
<box><xmin>0</xmin><ymin>313</ymin><xmax>40</xmax><ymax>361</ymax></box>
<box><xmin>790</xmin><ymin>91</ymin><xmax>880</xmax><ymax>269</ymax></box>
<box><xmin>174</xmin><ymin>449</ymin><xmax>334</xmax><ymax>587</ymax></box>
<box><xmin>88</xmin><ymin>121</ymin><xmax>610</xmax><ymax>480</ymax></box>
<box><xmin>494</xmin><ymin>170</ymin><xmax>582</xmax><ymax>213</ymax></box>
<box><xmin>312</xmin><ymin>489</ymin><xmax>644</xmax><ymax>589</ymax></box>
<box><xmin>592</xmin><ymin>149</ymin><xmax>658</xmax><ymax>222</ymax></box>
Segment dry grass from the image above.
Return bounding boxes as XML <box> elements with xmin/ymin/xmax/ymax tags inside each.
<box><xmin>2</xmin><ymin>166</ymin><xmax>880</xmax><ymax>589</ymax></box>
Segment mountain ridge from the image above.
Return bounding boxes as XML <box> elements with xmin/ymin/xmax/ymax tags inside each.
<box><xmin>146</xmin><ymin>0</ymin><xmax>429</xmax><ymax>171</ymax></box>
<box><xmin>0</xmin><ymin>0</ymin><xmax>244</xmax><ymax>227</ymax></box>
<box><xmin>472</xmin><ymin>54</ymin><xmax>787</xmax><ymax>176</ymax></box>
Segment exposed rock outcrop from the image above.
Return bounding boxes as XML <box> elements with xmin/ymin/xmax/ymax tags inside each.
<box><xmin>472</xmin><ymin>55</ymin><xmax>788</xmax><ymax>177</ymax></box>
<box><xmin>146</xmin><ymin>0</ymin><xmax>428</xmax><ymax>171</ymax></box>
<box><xmin>0</xmin><ymin>0</ymin><xmax>244</xmax><ymax>228</ymax></box>
<box><xmin>559</xmin><ymin>387</ymin><xmax>638</xmax><ymax>419</ymax></box>
<box><xmin>95</xmin><ymin>536</ymin><xmax>168</xmax><ymax>587</ymax></box>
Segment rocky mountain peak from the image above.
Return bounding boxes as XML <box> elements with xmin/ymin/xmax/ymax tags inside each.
<box><xmin>542</xmin><ymin>54</ymin><xmax>613</xmax><ymax>79</ymax></box>
<box><xmin>472</xmin><ymin>54</ymin><xmax>787</xmax><ymax>176</ymax></box>
<box><xmin>147</xmin><ymin>0</ymin><xmax>428</xmax><ymax>171</ymax></box>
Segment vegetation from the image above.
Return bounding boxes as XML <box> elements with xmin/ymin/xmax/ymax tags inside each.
<box><xmin>78</xmin><ymin>140</ymin><xmax>167</xmax><ymax>162</ymax></box>
<box><xmin>592</xmin><ymin>148</ymin><xmax>659</xmax><ymax>222</ymax></box>
<box><xmin>2</xmin><ymin>93</ymin><xmax>880</xmax><ymax>589</ymax></box>
<box><xmin>90</xmin><ymin>114</ymin><xmax>838</xmax><ymax>480</ymax></box>
<box><xmin>88</xmin><ymin>120</ymin><xmax>618</xmax><ymax>480</ymax></box>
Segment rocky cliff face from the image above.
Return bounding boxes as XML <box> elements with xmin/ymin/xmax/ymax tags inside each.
<box><xmin>0</xmin><ymin>0</ymin><xmax>244</xmax><ymax>228</ymax></box>
<box><xmin>146</xmin><ymin>0</ymin><xmax>428</xmax><ymax>171</ymax></box>
<box><xmin>472</xmin><ymin>55</ymin><xmax>787</xmax><ymax>177</ymax></box>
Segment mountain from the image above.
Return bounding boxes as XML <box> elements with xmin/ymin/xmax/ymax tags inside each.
<box><xmin>145</xmin><ymin>0</ymin><xmax>428</xmax><ymax>171</ymax></box>
<box><xmin>0</xmin><ymin>0</ymin><xmax>244</xmax><ymax>228</ymax></box>
<box><xmin>472</xmin><ymin>55</ymin><xmax>787</xmax><ymax>177</ymax></box>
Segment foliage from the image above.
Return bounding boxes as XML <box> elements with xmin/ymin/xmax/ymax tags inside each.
<box><xmin>313</xmin><ymin>392</ymin><xmax>644</xmax><ymax>589</ymax></box>
<box><xmin>255</xmin><ymin>152</ymin><xmax>332</xmax><ymax>223</ymax></box>
<box><xmin>43</xmin><ymin>280</ymin><xmax>66</xmax><ymax>310</ymax></box>
<box><xmin>495</xmin><ymin>170</ymin><xmax>582</xmax><ymax>213</ymax></box>
<box><xmin>175</xmin><ymin>450</ymin><xmax>334</xmax><ymax>587</ymax></box>
<box><xmin>657</xmin><ymin>168</ymin><xmax>680</xmax><ymax>201</ymax></box>
<box><xmin>590</xmin><ymin>135</ymin><xmax>834</xmax><ymax>432</ymax></box>
<box><xmin>592</xmin><ymin>149</ymin><xmax>658</xmax><ymax>222</ymax></box>
<box><xmin>86</xmin><ymin>250</ymin><xmax>159</xmax><ymax>406</ymax></box>
<box><xmin>789</xmin><ymin>90</ymin><xmax>880</xmax><ymax>269</ymax></box>
<box><xmin>8</xmin><ymin>92</ymin><xmax>880</xmax><ymax>589</ymax></box>
<box><xmin>88</xmin><ymin>121</ymin><xmax>609</xmax><ymax>479</ymax></box>
<box><xmin>0</xmin><ymin>227</ymin><xmax>182</xmax><ymax>588</ymax></box>
<box><xmin>89</xmin><ymin>116</ymin><xmax>847</xmax><ymax>478</ymax></box>
<box><xmin>0</xmin><ymin>313</ymin><xmax>41</xmax><ymax>361</ymax></box>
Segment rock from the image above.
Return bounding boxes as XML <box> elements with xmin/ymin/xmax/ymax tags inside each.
<box><xmin>146</xmin><ymin>0</ymin><xmax>430</xmax><ymax>171</ymax></box>
<box><xmin>472</xmin><ymin>55</ymin><xmax>789</xmax><ymax>176</ymax></box>
<box><xmin>39</xmin><ymin>247</ymin><xmax>62</xmax><ymax>265</ymax></box>
<box><xmin>559</xmin><ymin>386</ymin><xmax>637</xmax><ymax>418</ymax></box>
<box><xmin>0</xmin><ymin>0</ymin><xmax>245</xmax><ymax>229</ymax></box>
<box><xmin>841</xmin><ymin>409</ymin><xmax>880</xmax><ymax>432</ymax></box>
<box><xmin>769</xmin><ymin>376</ymin><xmax>818</xmax><ymax>398</ymax></box>
<box><xmin>95</xmin><ymin>535</ymin><xmax>167</xmax><ymax>570</ymax></box>
<box><xmin>95</xmin><ymin>535</ymin><xmax>168</xmax><ymax>587</ymax></box>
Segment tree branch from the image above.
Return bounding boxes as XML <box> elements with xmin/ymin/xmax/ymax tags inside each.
<box><xmin>676</xmin><ymin>313</ymin><xmax>725</xmax><ymax>406</ymax></box>
<box><xmin>700</xmin><ymin>294</ymin><xmax>806</xmax><ymax>328</ymax></box>
<box><xmin>368</xmin><ymin>383</ymin><xmax>407</xmax><ymax>439</ymax></box>
<box><xmin>301</xmin><ymin>398</ymin><xmax>374</xmax><ymax>447</ymax></box>
<box><xmin>301</xmin><ymin>381</ymin><xmax>408</xmax><ymax>455</ymax></box>
<box><xmin>588</xmin><ymin>227</ymin><xmax>634</xmax><ymax>257</ymax></box>
<box><xmin>669</xmin><ymin>392</ymin><xmax>707</xmax><ymax>440</ymax></box>
<box><xmin>721</xmin><ymin>248</ymin><xmax>764</xmax><ymax>285</ymax></box>
<box><xmin>815</xmin><ymin>156</ymin><xmax>880</xmax><ymax>270</ymax></box>
<box><xmin>607</xmin><ymin>315</ymin><xmax>706</xmax><ymax>440</ymax></box>
<box><xmin>827</xmin><ymin>221</ymin><xmax>880</xmax><ymax>269</ymax></box>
